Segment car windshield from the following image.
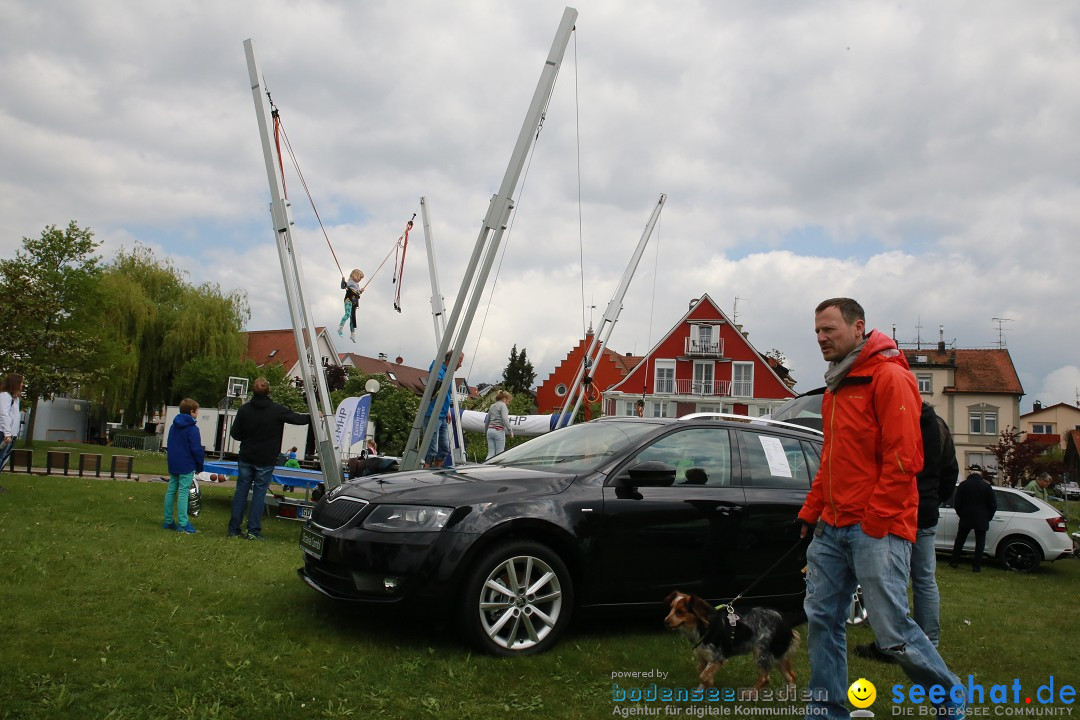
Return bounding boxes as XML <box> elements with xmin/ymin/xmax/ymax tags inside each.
<box><xmin>769</xmin><ymin>390</ymin><xmax>824</xmax><ymax>431</ymax></box>
<box><xmin>489</xmin><ymin>420</ymin><xmax>657</xmax><ymax>473</ymax></box>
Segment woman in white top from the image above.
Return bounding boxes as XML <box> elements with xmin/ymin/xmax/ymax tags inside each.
<box><xmin>0</xmin><ymin>373</ymin><xmax>24</xmax><ymax>477</ymax></box>
<box><xmin>485</xmin><ymin>390</ymin><xmax>513</xmax><ymax>461</ymax></box>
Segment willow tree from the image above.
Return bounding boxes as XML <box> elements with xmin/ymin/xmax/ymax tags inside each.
<box><xmin>92</xmin><ymin>246</ymin><xmax>250</xmax><ymax>424</ymax></box>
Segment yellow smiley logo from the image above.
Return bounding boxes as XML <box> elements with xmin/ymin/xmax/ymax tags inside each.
<box><xmin>848</xmin><ymin>677</ymin><xmax>876</xmax><ymax>708</ymax></box>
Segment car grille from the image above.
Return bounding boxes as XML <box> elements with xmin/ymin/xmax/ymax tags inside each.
<box><xmin>311</xmin><ymin>496</ymin><xmax>368</xmax><ymax>530</ymax></box>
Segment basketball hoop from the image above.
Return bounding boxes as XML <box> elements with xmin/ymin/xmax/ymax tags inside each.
<box><xmin>226</xmin><ymin>376</ymin><xmax>249</xmax><ymax>399</ymax></box>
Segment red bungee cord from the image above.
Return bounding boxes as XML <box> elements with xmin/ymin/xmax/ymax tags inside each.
<box><xmin>392</xmin><ymin>215</ymin><xmax>415</xmax><ymax>313</ymax></box>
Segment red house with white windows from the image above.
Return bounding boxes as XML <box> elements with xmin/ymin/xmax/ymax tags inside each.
<box><xmin>604</xmin><ymin>294</ymin><xmax>796</xmax><ymax>418</ymax></box>
<box><xmin>535</xmin><ymin>332</ymin><xmax>642</xmax><ymax>414</ymax></box>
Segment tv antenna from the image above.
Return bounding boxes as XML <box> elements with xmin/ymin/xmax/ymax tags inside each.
<box><xmin>733</xmin><ymin>295</ymin><xmax>748</xmax><ymax>325</ymax></box>
<box><xmin>991</xmin><ymin>317</ymin><xmax>1013</xmax><ymax>348</ymax></box>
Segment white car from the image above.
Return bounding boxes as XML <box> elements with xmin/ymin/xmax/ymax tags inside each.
<box><xmin>936</xmin><ymin>485</ymin><xmax>1072</xmax><ymax>572</ymax></box>
<box><xmin>1056</xmin><ymin>482</ymin><xmax>1080</xmax><ymax>501</ymax></box>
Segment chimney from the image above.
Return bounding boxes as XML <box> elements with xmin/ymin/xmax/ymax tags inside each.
<box><xmin>1033</xmin><ymin>400</ymin><xmax>1043</xmax><ymax>412</ymax></box>
<box><xmin>688</xmin><ymin>298</ymin><xmax>699</xmax><ymax>310</ymax></box>
<box><xmin>892</xmin><ymin>324</ymin><xmax>897</xmax><ymax>343</ymax></box>
<box><xmin>378</xmin><ymin>352</ymin><xmax>388</xmax><ymax>361</ymax></box>
<box><xmin>938</xmin><ymin>325</ymin><xmax>945</xmax><ymax>354</ymax></box>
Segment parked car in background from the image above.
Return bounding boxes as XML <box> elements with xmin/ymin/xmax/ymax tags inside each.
<box><xmin>1056</xmin><ymin>481</ymin><xmax>1080</xmax><ymax>501</ymax></box>
<box><xmin>937</xmin><ymin>485</ymin><xmax>1072</xmax><ymax>572</ymax></box>
<box><xmin>297</xmin><ymin>416</ymin><xmax>822</xmax><ymax>655</ymax></box>
<box><xmin>766</xmin><ymin>387</ymin><xmax>825</xmax><ymax>432</ymax></box>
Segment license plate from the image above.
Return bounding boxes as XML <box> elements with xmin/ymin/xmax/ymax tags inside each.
<box><xmin>299</xmin><ymin>525</ymin><xmax>324</xmax><ymax>559</ymax></box>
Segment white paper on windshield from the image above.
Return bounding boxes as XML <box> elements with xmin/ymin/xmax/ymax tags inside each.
<box><xmin>758</xmin><ymin>436</ymin><xmax>792</xmax><ymax>478</ymax></box>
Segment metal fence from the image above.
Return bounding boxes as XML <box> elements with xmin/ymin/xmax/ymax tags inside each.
<box><xmin>110</xmin><ymin>434</ymin><xmax>162</xmax><ymax>452</ymax></box>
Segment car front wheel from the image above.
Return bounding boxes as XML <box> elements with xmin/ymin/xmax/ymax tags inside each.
<box><xmin>459</xmin><ymin>540</ymin><xmax>574</xmax><ymax>656</ymax></box>
<box><xmin>998</xmin><ymin>536</ymin><xmax>1041</xmax><ymax>572</ymax></box>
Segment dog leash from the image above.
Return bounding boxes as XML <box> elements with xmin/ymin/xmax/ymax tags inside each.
<box><xmin>713</xmin><ymin>536</ymin><xmax>807</xmax><ymax>630</ymax></box>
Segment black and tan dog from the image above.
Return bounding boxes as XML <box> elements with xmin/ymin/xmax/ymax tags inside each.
<box><xmin>664</xmin><ymin>591</ymin><xmax>801</xmax><ymax>690</ymax></box>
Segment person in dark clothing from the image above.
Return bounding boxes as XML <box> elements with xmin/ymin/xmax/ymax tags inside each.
<box><xmin>857</xmin><ymin>403</ymin><xmax>959</xmax><ymax>662</ymax></box>
<box><xmin>949</xmin><ymin>470</ymin><xmax>997</xmax><ymax>572</ymax></box>
<box><xmin>227</xmin><ymin>377</ymin><xmax>310</xmax><ymax>539</ymax></box>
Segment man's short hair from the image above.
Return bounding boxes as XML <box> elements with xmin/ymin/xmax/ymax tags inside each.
<box><xmin>179</xmin><ymin>397</ymin><xmax>199</xmax><ymax>414</ymax></box>
<box><xmin>252</xmin><ymin>377</ymin><xmax>270</xmax><ymax>395</ymax></box>
<box><xmin>816</xmin><ymin>297</ymin><xmax>865</xmax><ymax>326</ymax></box>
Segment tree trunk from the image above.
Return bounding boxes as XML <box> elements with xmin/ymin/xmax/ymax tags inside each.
<box><xmin>20</xmin><ymin>396</ymin><xmax>37</xmax><ymax>448</ymax></box>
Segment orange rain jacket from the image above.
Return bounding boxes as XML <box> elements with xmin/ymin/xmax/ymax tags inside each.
<box><xmin>798</xmin><ymin>329</ymin><xmax>924</xmax><ymax>542</ymax></box>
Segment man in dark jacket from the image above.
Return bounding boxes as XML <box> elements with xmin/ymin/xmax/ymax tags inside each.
<box><xmin>949</xmin><ymin>469</ymin><xmax>997</xmax><ymax>572</ymax></box>
<box><xmin>227</xmin><ymin>377</ymin><xmax>310</xmax><ymax>539</ymax></box>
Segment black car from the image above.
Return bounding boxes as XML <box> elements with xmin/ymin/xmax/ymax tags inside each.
<box><xmin>298</xmin><ymin>416</ymin><xmax>822</xmax><ymax>655</ymax></box>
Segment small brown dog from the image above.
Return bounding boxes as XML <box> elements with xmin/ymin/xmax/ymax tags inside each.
<box><xmin>664</xmin><ymin>591</ymin><xmax>801</xmax><ymax>690</ymax></box>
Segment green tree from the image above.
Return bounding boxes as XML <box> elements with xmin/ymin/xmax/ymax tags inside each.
<box><xmin>334</xmin><ymin>371</ymin><xmax>420</xmax><ymax>457</ymax></box>
<box><xmin>987</xmin><ymin>426</ymin><xmax>1047</xmax><ymax>487</ymax></box>
<box><xmin>460</xmin><ymin>387</ymin><xmax>537</xmax><ymax>461</ymax></box>
<box><xmin>0</xmin><ymin>222</ymin><xmax>108</xmax><ymax>445</ymax></box>
<box><xmin>502</xmin><ymin>344</ymin><xmax>536</xmax><ymax>395</ymax></box>
<box><xmin>91</xmin><ymin>245</ymin><xmax>249</xmax><ymax>424</ymax></box>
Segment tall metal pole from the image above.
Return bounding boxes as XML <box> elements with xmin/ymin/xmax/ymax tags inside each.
<box><xmin>420</xmin><ymin>197</ymin><xmax>466</xmax><ymax>464</ymax></box>
<box><xmin>244</xmin><ymin>39</ymin><xmax>341</xmax><ymax>490</ymax></box>
<box><xmin>558</xmin><ymin>194</ymin><xmax>667</xmax><ymax>424</ymax></box>
<box><xmin>400</xmin><ymin>7</ymin><xmax>578</xmax><ymax>471</ymax></box>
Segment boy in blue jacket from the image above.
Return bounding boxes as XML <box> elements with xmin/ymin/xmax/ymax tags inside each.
<box><xmin>165</xmin><ymin>398</ymin><xmax>205</xmax><ymax>533</ymax></box>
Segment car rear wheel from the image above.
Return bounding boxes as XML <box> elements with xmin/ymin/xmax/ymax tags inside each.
<box><xmin>459</xmin><ymin>540</ymin><xmax>574</xmax><ymax>656</ymax></box>
<box><xmin>998</xmin><ymin>536</ymin><xmax>1041</xmax><ymax>572</ymax></box>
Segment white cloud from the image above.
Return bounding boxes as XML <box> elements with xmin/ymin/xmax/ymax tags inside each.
<box><xmin>2</xmin><ymin>0</ymin><xmax>1078</xmax><ymax>411</ymax></box>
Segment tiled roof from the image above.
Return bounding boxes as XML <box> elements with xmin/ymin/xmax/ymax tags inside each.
<box><xmin>904</xmin><ymin>348</ymin><xmax>1023</xmax><ymax>395</ymax></box>
<box><xmin>952</xmin><ymin>349</ymin><xmax>1023</xmax><ymax>394</ymax></box>
<box><xmin>340</xmin><ymin>353</ymin><xmax>468</xmax><ymax>397</ymax></box>
<box><xmin>1020</xmin><ymin>402</ymin><xmax>1080</xmax><ymax>419</ymax></box>
<box><xmin>616</xmin><ymin>353</ymin><xmax>643</xmax><ymax>374</ymax></box>
<box><xmin>244</xmin><ymin>328</ymin><xmax>325</xmax><ymax>372</ymax></box>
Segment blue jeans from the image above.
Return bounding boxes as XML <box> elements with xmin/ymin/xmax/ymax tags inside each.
<box><xmin>228</xmin><ymin>460</ymin><xmax>274</xmax><ymax>536</ymax></box>
<box><xmin>910</xmin><ymin>527</ymin><xmax>939</xmax><ymax>646</ymax></box>
<box><xmin>424</xmin><ymin>417</ymin><xmax>448</xmax><ymax>465</ymax></box>
<box><xmin>0</xmin><ymin>437</ymin><xmax>14</xmax><ymax>474</ymax></box>
<box><xmin>164</xmin><ymin>472</ymin><xmax>194</xmax><ymax>527</ymax></box>
<box><xmin>804</xmin><ymin>523</ymin><xmax>964</xmax><ymax>720</ymax></box>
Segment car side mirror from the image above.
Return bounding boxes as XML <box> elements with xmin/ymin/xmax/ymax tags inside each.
<box><xmin>622</xmin><ymin>461</ymin><xmax>677</xmax><ymax>488</ymax></box>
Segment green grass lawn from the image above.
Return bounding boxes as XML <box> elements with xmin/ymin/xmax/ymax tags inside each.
<box><xmin>1</xmin><ymin>474</ymin><xmax>1078</xmax><ymax>719</ymax></box>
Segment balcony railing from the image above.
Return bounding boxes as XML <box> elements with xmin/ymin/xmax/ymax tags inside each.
<box><xmin>684</xmin><ymin>337</ymin><xmax>724</xmax><ymax>357</ymax></box>
<box><xmin>658</xmin><ymin>379</ymin><xmax>733</xmax><ymax>397</ymax></box>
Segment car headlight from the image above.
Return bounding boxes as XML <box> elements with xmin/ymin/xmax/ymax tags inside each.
<box><xmin>362</xmin><ymin>504</ymin><xmax>453</xmax><ymax>532</ymax></box>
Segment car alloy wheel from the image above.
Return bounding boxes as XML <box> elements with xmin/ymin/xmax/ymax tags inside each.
<box><xmin>998</xmin><ymin>536</ymin><xmax>1041</xmax><ymax>572</ymax></box>
<box><xmin>461</xmin><ymin>540</ymin><xmax>574</xmax><ymax>656</ymax></box>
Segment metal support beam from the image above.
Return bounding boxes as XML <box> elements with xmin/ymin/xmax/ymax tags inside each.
<box><xmin>244</xmin><ymin>38</ymin><xmax>341</xmax><ymax>490</ymax></box>
<box><xmin>558</xmin><ymin>193</ymin><xmax>667</xmax><ymax>424</ymax></box>
<box><xmin>400</xmin><ymin>7</ymin><xmax>579</xmax><ymax>470</ymax></box>
<box><xmin>420</xmin><ymin>196</ymin><xmax>466</xmax><ymax>464</ymax></box>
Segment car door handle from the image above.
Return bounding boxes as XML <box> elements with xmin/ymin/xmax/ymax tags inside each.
<box><xmin>714</xmin><ymin>506</ymin><xmax>744</xmax><ymax>516</ymax></box>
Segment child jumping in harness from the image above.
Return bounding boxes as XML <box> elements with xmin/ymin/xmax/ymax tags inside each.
<box><xmin>338</xmin><ymin>268</ymin><xmax>364</xmax><ymax>342</ymax></box>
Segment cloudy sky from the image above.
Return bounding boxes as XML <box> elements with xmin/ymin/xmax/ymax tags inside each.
<box><xmin>2</xmin><ymin>0</ymin><xmax>1078</xmax><ymax>411</ymax></box>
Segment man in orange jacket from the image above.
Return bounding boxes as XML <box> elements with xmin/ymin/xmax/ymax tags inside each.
<box><xmin>798</xmin><ymin>298</ymin><xmax>964</xmax><ymax>720</ymax></box>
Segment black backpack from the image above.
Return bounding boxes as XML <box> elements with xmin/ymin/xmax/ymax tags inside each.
<box><xmin>916</xmin><ymin>402</ymin><xmax>959</xmax><ymax>526</ymax></box>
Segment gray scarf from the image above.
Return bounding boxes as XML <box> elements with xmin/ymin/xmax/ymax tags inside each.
<box><xmin>824</xmin><ymin>336</ymin><xmax>867</xmax><ymax>392</ymax></box>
